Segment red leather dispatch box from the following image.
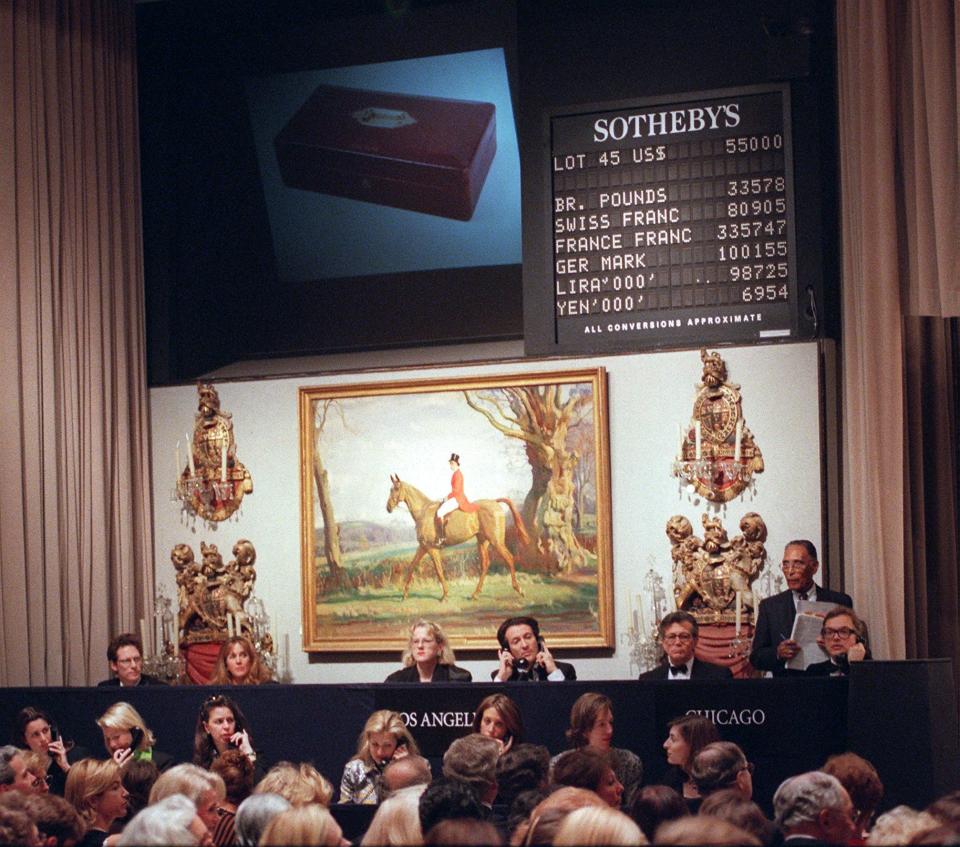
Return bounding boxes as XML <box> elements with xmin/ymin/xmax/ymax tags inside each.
<box><xmin>274</xmin><ymin>84</ymin><xmax>497</xmax><ymax>220</ymax></box>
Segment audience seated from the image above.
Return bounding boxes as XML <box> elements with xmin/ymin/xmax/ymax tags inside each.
<box><xmin>553</xmin><ymin>692</ymin><xmax>643</xmax><ymax>808</ymax></box>
<box><xmin>689</xmin><ymin>741</ymin><xmax>753</xmax><ymax>804</ymax></box>
<box><xmin>255</xmin><ymin>761</ymin><xmax>332</xmax><ymax>807</ymax></box>
<box><xmin>381</xmin><ymin>755</ymin><xmax>432</xmax><ymax>798</ymax></box>
<box><xmin>360</xmin><ymin>785</ymin><xmax>425</xmax><ymax>846</ymax></box>
<box><xmin>15</xmin><ymin>791</ymin><xmax>85</xmax><ymax>846</ymax></box>
<box><xmin>472</xmin><ymin>694</ymin><xmax>524</xmax><ymax>754</ymax></box>
<box><xmin>234</xmin><ymin>793</ymin><xmax>290</xmax><ymax>847</ymax></box>
<box><xmin>514</xmin><ymin>786</ymin><xmax>606</xmax><ymax>846</ymax></box>
<box><xmin>698</xmin><ymin>787</ymin><xmax>777</xmax><ymax>845</ymax></box>
<box><xmin>64</xmin><ymin>758</ymin><xmax>128</xmax><ymax>847</ymax></box>
<box><xmin>866</xmin><ymin>806</ymin><xmax>941</xmax><ymax>846</ymax></box>
<box><xmin>552</xmin><ymin>804</ymin><xmax>646</xmax><ymax>846</ymax></box>
<box><xmin>773</xmin><ymin>770</ymin><xmax>857</xmax><ymax>846</ymax></box>
<box><xmin>116</xmin><ymin>793</ymin><xmax>207</xmax><ymax>846</ymax></box>
<box><xmin>0</xmin><ymin>744</ymin><xmax>37</xmax><ymax>794</ymax></box>
<box><xmin>259</xmin><ymin>803</ymin><xmax>345</xmax><ymax>846</ymax></box>
<box><xmin>0</xmin><ymin>799</ymin><xmax>39</xmax><ymax>846</ymax></box>
<box><xmin>120</xmin><ymin>760</ymin><xmax>158</xmax><ymax>823</ymax></box>
<box><xmin>424</xmin><ymin>816</ymin><xmax>503</xmax><ymax>846</ymax></box>
<box><xmin>192</xmin><ymin>696</ymin><xmax>260</xmax><ymax>777</ymax></box>
<box><xmin>494</xmin><ymin>743</ymin><xmax>549</xmax><ymax>809</ymax></box>
<box><xmin>659</xmin><ymin>714</ymin><xmax>720</xmax><ymax>805</ymax></box>
<box><xmin>209</xmin><ymin>749</ymin><xmax>255</xmax><ymax>847</ymax></box>
<box><xmin>628</xmin><ymin>785</ymin><xmax>688</xmax><ymax>842</ymax></box>
<box><xmin>654</xmin><ymin>814</ymin><xmax>761</xmax><ymax>845</ymax></box>
<box><xmin>340</xmin><ymin>710</ymin><xmax>419</xmax><ymax>805</ymax></box>
<box><xmin>97</xmin><ymin>702</ymin><xmax>173</xmax><ymax>772</ymax></box>
<box><xmin>149</xmin><ymin>762</ymin><xmax>224</xmax><ymax>838</ymax></box>
<box><xmin>551</xmin><ymin>748</ymin><xmax>624</xmax><ymax>808</ymax></box>
<box><xmin>12</xmin><ymin>707</ymin><xmax>86</xmax><ymax>796</ymax></box>
<box><xmin>822</xmin><ymin>751</ymin><xmax>883</xmax><ymax>841</ymax></box>
<box><xmin>441</xmin><ymin>734</ymin><xmax>500</xmax><ymax>808</ymax></box>
<box><xmin>418</xmin><ymin>777</ymin><xmax>486</xmax><ymax>838</ymax></box>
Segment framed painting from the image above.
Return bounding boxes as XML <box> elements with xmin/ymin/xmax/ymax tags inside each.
<box><xmin>298</xmin><ymin>368</ymin><xmax>612</xmax><ymax>652</ymax></box>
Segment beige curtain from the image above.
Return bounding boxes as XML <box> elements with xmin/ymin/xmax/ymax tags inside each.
<box><xmin>0</xmin><ymin>0</ymin><xmax>154</xmax><ymax>685</ymax></box>
<box><xmin>837</xmin><ymin>1</ymin><xmax>959</xmax><ymax>663</ymax></box>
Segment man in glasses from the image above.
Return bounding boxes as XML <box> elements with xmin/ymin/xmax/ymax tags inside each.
<box><xmin>805</xmin><ymin>607</ymin><xmax>869</xmax><ymax>676</ymax></box>
<box><xmin>690</xmin><ymin>741</ymin><xmax>754</xmax><ymax>800</ymax></box>
<box><xmin>638</xmin><ymin>611</ymin><xmax>733</xmax><ymax>680</ymax></box>
<box><xmin>749</xmin><ymin>540</ymin><xmax>852</xmax><ymax>676</ymax></box>
<box><xmin>96</xmin><ymin>633</ymin><xmax>167</xmax><ymax>687</ymax></box>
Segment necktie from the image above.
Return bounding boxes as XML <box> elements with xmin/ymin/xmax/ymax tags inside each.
<box><xmin>669</xmin><ymin>664</ymin><xmax>687</xmax><ymax>676</ymax></box>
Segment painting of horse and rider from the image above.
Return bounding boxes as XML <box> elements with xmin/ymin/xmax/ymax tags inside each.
<box><xmin>298</xmin><ymin>369</ymin><xmax>612</xmax><ymax>652</ymax></box>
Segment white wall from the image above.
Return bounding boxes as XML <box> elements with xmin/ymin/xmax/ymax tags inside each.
<box><xmin>149</xmin><ymin>341</ymin><xmax>823</xmax><ymax>683</ymax></box>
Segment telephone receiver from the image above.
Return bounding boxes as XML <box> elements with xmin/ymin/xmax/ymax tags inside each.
<box><xmin>129</xmin><ymin>726</ymin><xmax>144</xmax><ymax>751</ymax></box>
<box><xmin>50</xmin><ymin>724</ymin><xmax>60</xmax><ymax>743</ymax></box>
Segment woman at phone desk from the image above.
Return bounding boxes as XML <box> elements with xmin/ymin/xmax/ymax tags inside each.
<box><xmin>193</xmin><ymin>694</ymin><xmax>265</xmax><ymax>781</ymax></box>
<box><xmin>97</xmin><ymin>702</ymin><xmax>173</xmax><ymax>773</ymax></box>
<box><xmin>805</xmin><ymin>606</ymin><xmax>871</xmax><ymax>675</ymax></box>
<box><xmin>12</xmin><ymin>706</ymin><xmax>87</xmax><ymax>796</ymax></box>
<box><xmin>339</xmin><ymin>710</ymin><xmax>418</xmax><ymax>804</ymax></box>
<box><xmin>384</xmin><ymin>619</ymin><xmax>472</xmax><ymax>682</ymax></box>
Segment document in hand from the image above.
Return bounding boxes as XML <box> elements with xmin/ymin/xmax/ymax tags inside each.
<box><xmin>785</xmin><ymin>600</ymin><xmax>836</xmax><ymax>670</ymax></box>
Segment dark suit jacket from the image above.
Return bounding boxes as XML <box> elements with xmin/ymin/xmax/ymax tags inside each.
<box><xmin>638</xmin><ymin>657</ymin><xmax>733</xmax><ymax>681</ymax></box>
<box><xmin>95</xmin><ymin>674</ymin><xmax>167</xmax><ymax>687</ymax></box>
<box><xmin>749</xmin><ymin>586</ymin><xmax>853</xmax><ymax>675</ymax></box>
<box><xmin>490</xmin><ymin>660</ymin><xmax>577</xmax><ymax>681</ymax></box>
<box><xmin>384</xmin><ymin>663</ymin><xmax>472</xmax><ymax>682</ymax></box>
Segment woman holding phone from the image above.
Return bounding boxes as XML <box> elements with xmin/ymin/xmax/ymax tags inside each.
<box><xmin>97</xmin><ymin>702</ymin><xmax>173</xmax><ymax>772</ymax></box>
<box><xmin>471</xmin><ymin>693</ymin><xmax>523</xmax><ymax>755</ymax></box>
<box><xmin>12</xmin><ymin>706</ymin><xmax>85</xmax><ymax>796</ymax></box>
<box><xmin>339</xmin><ymin>710</ymin><xmax>418</xmax><ymax>804</ymax></box>
<box><xmin>193</xmin><ymin>694</ymin><xmax>264</xmax><ymax>780</ymax></box>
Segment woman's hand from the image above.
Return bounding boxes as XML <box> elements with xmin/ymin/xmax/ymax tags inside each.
<box><xmin>493</xmin><ymin>735</ymin><xmax>513</xmax><ymax>757</ymax></box>
<box><xmin>112</xmin><ymin>747</ymin><xmax>134</xmax><ymax>767</ymax></box>
<box><xmin>495</xmin><ymin>649</ymin><xmax>514</xmax><ymax>682</ymax></box>
<box><xmin>47</xmin><ymin>739</ymin><xmax>71</xmax><ymax>772</ymax></box>
<box><xmin>231</xmin><ymin>730</ymin><xmax>254</xmax><ymax>758</ymax></box>
<box><xmin>392</xmin><ymin>744</ymin><xmax>410</xmax><ymax>762</ymax></box>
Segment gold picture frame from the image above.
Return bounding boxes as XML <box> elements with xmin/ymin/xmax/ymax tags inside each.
<box><xmin>298</xmin><ymin>368</ymin><xmax>612</xmax><ymax>653</ymax></box>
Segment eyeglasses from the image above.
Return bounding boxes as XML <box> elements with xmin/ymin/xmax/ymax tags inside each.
<box><xmin>663</xmin><ymin>633</ymin><xmax>693</xmax><ymax>643</ymax></box>
<box><xmin>740</xmin><ymin>761</ymin><xmax>755</xmax><ymax>775</ymax></box>
<box><xmin>781</xmin><ymin>563</ymin><xmax>810</xmax><ymax>573</ymax></box>
<box><xmin>822</xmin><ymin>626</ymin><xmax>857</xmax><ymax>639</ymax></box>
<box><xmin>116</xmin><ymin>657</ymin><xmax>142</xmax><ymax>666</ymax></box>
<box><xmin>31</xmin><ymin>774</ymin><xmax>51</xmax><ymax>787</ymax></box>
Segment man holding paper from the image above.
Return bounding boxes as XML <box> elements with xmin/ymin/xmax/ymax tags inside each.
<box><xmin>749</xmin><ymin>540</ymin><xmax>852</xmax><ymax>675</ymax></box>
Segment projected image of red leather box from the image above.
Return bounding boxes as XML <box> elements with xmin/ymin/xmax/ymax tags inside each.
<box><xmin>274</xmin><ymin>84</ymin><xmax>497</xmax><ymax>221</ymax></box>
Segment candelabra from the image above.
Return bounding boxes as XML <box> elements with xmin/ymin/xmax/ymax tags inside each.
<box><xmin>623</xmin><ymin>560</ymin><xmax>670</xmax><ymax>674</ymax></box>
<box><xmin>243</xmin><ymin>593</ymin><xmax>278</xmax><ymax>677</ymax></box>
<box><xmin>143</xmin><ymin>586</ymin><xmax>186</xmax><ymax>684</ymax></box>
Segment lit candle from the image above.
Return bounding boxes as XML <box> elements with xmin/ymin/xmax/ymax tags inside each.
<box><xmin>220</xmin><ymin>435</ymin><xmax>227</xmax><ymax>483</ymax></box>
<box><xmin>173</xmin><ymin>633</ymin><xmax>179</xmax><ymax>657</ymax></box>
<box><xmin>677</xmin><ymin>423</ymin><xmax>684</xmax><ymax>461</ymax></box>
<box><xmin>234</xmin><ymin>612</ymin><xmax>242</xmax><ymax>637</ymax></box>
<box><xmin>694</xmin><ymin>420</ymin><xmax>702</xmax><ymax>460</ymax></box>
<box><xmin>734</xmin><ymin>420</ymin><xmax>742</xmax><ymax>463</ymax></box>
<box><xmin>637</xmin><ymin>594</ymin><xmax>646</xmax><ymax>635</ymax></box>
<box><xmin>175</xmin><ymin>441</ymin><xmax>181</xmax><ymax>479</ymax></box>
<box><xmin>186</xmin><ymin>434</ymin><xmax>195</xmax><ymax>476</ymax></box>
<box><xmin>735</xmin><ymin>591</ymin><xmax>742</xmax><ymax>636</ymax></box>
<box><xmin>140</xmin><ymin>618</ymin><xmax>149</xmax><ymax>655</ymax></box>
<box><xmin>227</xmin><ymin>614</ymin><xmax>234</xmax><ymax>638</ymax></box>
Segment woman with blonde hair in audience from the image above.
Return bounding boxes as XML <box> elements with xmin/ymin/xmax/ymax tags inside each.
<box><xmin>209</xmin><ymin>636</ymin><xmax>274</xmax><ymax>686</ymax></box>
<box><xmin>97</xmin><ymin>701</ymin><xmax>173</xmax><ymax>772</ymax></box>
<box><xmin>866</xmin><ymin>806</ymin><xmax>941</xmax><ymax>845</ymax></box>
<box><xmin>64</xmin><ymin>759</ymin><xmax>129</xmax><ymax>847</ymax></box>
<box><xmin>255</xmin><ymin>761</ymin><xmax>333</xmax><ymax>807</ymax></box>
<box><xmin>339</xmin><ymin>711</ymin><xmax>418</xmax><ymax>804</ymax></box>
<box><xmin>149</xmin><ymin>762</ymin><xmax>225</xmax><ymax>839</ymax></box>
<box><xmin>360</xmin><ymin>785</ymin><xmax>424</xmax><ymax>846</ymax></box>
<box><xmin>385</xmin><ymin>619</ymin><xmax>472</xmax><ymax>682</ymax></box>
<box><xmin>553</xmin><ymin>804</ymin><xmax>646</xmax><ymax>846</ymax></box>
<box><xmin>553</xmin><ymin>692</ymin><xmax>643</xmax><ymax>807</ymax></box>
<box><xmin>259</xmin><ymin>803</ymin><xmax>347</xmax><ymax>846</ymax></box>
<box><xmin>512</xmin><ymin>785</ymin><xmax>606</xmax><ymax>846</ymax></box>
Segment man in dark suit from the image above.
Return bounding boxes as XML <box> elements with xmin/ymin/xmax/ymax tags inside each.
<box><xmin>491</xmin><ymin>616</ymin><xmax>576</xmax><ymax>681</ymax></box>
<box><xmin>773</xmin><ymin>771</ymin><xmax>857</xmax><ymax>846</ymax></box>
<box><xmin>96</xmin><ymin>633</ymin><xmax>166</xmax><ymax>687</ymax></box>
<box><xmin>749</xmin><ymin>540</ymin><xmax>852</xmax><ymax>676</ymax></box>
<box><xmin>638</xmin><ymin>611</ymin><xmax>733</xmax><ymax>680</ymax></box>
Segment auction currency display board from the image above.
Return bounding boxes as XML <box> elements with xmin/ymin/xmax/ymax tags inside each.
<box><xmin>533</xmin><ymin>85</ymin><xmax>810</xmax><ymax>353</ymax></box>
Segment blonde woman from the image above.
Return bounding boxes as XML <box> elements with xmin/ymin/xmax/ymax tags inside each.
<box><xmin>255</xmin><ymin>762</ymin><xmax>333</xmax><ymax>807</ymax></box>
<box><xmin>96</xmin><ymin>702</ymin><xmax>173</xmax><ymax>772</ymax></box>
<box><xmin>64</xmin><ymin>759</ymin><xmax>129</xmax><ymax>847</ymax></box>
<box><xmin>553</xmin><ymin>805</ymin><xmax>646</xmax><ymax>846</ymax></box>
<box><xmin>360</xmin><ymin>786</ymin><xmax>424</xmax><ymax>846</ymax></box>
<box><xmin>260</xmin><ymin>804</ymin><xmax>346</xmax><ymax>846</ymax></box>
<box><xmin>339</xmin><ymin>711</ymin><xmax>418</xmax><ymax>804</ymax></box>
<box><xmin>385</xmin><ymin>619</ymin><xmax>472</xmax><ymax>682</ymax></box>
<box><xmin>210</xmin><ymin>636</ymin><xmax>275</xmax><ymax>686</ymax></box>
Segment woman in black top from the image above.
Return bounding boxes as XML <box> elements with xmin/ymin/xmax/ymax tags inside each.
<box><xmin>384</xmin><ymin>619</ymin><xmax>472</xmax><ymax>682</ymax></box>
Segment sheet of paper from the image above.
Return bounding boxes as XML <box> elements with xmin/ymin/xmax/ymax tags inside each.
<box><xmin>786</xmin><ymin>611</ymin><xmax>831</xmax><ymax>670</ymax></box>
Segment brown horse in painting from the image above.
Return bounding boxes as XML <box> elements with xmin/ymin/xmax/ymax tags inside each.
<box><xmin>386</xmin><ymin>475</ymin><xmax>530</xmax><ymax>601</ymax></box>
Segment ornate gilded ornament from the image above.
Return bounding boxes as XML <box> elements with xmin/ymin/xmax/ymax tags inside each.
<box><xmin>671</xmin><ymin>349</ymin><xmax>763</xmax><ymax>502</ymax></box>
<box><xmin>176</xmin><ymin>383</ymin><xmax>253</xmax><ymax>521</ymax></box>
<box><xmin>171</xmin><ymin>539</ymin><xmax>273</xmax><ymax>654</ymax></box>
<box><xmin>667</xmin><ymin>511</ymin><xmax>767</xmax><ymax>628</ymax></box>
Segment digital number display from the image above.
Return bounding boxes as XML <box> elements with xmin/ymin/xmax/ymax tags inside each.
<box><xmin>546</xmin><ymin>87</ymin><xmax>799</xmax><ymax>350</ymax></box>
